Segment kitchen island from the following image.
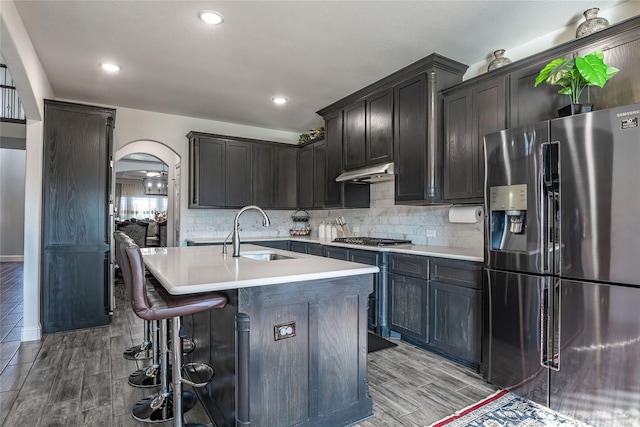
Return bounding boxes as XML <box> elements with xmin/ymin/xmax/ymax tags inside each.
<box><xmin>141</xmin><ymin>244</ymin><xmax>378</xmax><ymax>427</ymax></box>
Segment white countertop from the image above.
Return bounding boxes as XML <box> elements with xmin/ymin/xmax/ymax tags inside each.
<box><xmin>141</xmin><ymin>244</ymin><xmax>379</xmax><ymax>295</ymax></box>
<box><xmin>185</xmin><ymin>236</ymin><xmax>483</xmax><ymax>262</ymax></box>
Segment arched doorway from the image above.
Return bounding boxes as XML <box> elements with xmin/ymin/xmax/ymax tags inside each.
<box><xmin>114</xmin><ymin>140</ymin><xmax>181</xmax><ymax>247</ymax></box>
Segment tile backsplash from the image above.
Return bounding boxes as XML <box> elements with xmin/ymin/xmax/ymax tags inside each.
<box><xmin>184</xmin><ymin>181</ymin><xmax>484</xmax><ymax>251</ymax></box>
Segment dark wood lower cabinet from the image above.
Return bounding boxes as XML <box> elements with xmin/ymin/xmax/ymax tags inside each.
<box><xmin>429</xmin><ymin>281</ymin><xmax>482</xmax><ymax>363</ymax></box>
<box><xmin>387</xmin><ymin>253</ymin><xmax>483</xmax><ymax>367</ymax></box>
<box><xmin>388</xmin><ymin>273</ymin><xmax>429</xmax><ymax>343</ymax></box>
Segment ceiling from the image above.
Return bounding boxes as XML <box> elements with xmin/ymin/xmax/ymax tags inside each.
<box><xmin>116</xmin><ymin>153</ymin><xmax>166</xmax><ymax>180</ymax></box>
<box><xmin>12</xmin><ymin>0</ymin><xmax>629</xmax><ymax>134</ymax></box>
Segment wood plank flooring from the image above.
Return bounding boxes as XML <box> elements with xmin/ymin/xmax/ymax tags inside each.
<box><xmin>1</xmin><ymin>262</ymin><xmax>498</xmax><ymax>426</ymax></box>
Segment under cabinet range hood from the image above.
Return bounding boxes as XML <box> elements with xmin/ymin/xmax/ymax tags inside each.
<box><xmin>335</xmin><ymin>162</ymin><xmax>395</xmax><ymax>183</ymax></box>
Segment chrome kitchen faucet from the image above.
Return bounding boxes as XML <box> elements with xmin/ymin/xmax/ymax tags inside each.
<box><xmin>226</xmin><ymin>205</ymin><xmax>271</xmax><ymax>257</ymax></box>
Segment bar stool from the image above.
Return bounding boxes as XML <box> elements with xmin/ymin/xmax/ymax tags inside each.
<box><xmin>114</xmin><ymin>231</ymin><xmax>154</xmax><ymax>362</ymax></box>
<box><xmin>115</xmin><ymin>232</ymin><xmax>164</xmax><ymax>389</ymax></box>
<box><xmin>124</xmin><ymin>242</ymin><xmax>227</xmax><ymax>426</ymax></box>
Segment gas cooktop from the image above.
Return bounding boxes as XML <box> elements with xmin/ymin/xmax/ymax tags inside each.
<box><xmin>332</xmin><ymin>237</ymin><xmax>412</xmax><ymax>246</ymax></box>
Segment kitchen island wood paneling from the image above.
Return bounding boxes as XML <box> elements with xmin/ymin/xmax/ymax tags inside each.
<box><xmin>142</xmin><ymin>245</ymin><xmax>376</xmax><ymax>427</ymax></box>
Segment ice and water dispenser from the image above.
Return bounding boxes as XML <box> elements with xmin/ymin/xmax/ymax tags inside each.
<box><xmin>489</xmin><ymin>184</ymin><xmax>528</xmax><ymax>250</ymax></box>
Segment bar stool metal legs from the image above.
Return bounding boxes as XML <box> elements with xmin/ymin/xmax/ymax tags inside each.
<box><xmin>128</xmin><ymin>320</ymin><xmax>162</xmax><ymax>388</ymax></box>
<box><xmin>132</xmin><ymin>318</ymin><xmax>198</xmax><ymax>423</ymax></box>
<box><xmin>172</xmin><ymin>316</ymin><xmax>211</xmax><ymax>427</ymax></box>
<box><xmin>123</xmin><ymin>319</ymin><xmax>154</xmax><ymax>360</ymax></box>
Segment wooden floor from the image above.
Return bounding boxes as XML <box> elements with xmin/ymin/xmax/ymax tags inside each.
<box><xmin>1</xmin><ymin>262</ymin><xmax>497</xmax><ymax>426</ymax></box>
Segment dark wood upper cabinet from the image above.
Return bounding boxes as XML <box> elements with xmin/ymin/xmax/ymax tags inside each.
<box><xmin>252</xmin><ymin>143</ymin><xmax>276</xmax><ymax>208</ymax></box>
<box><xmin>188</xmin><ymin>134</ymin><xmax>250</xmax><ymax>208</ymax></box>
<box><xmin>225</xmin><ymin>141</ymin><xmax>252</xmax><ymax>208</ymax></box>
<box><xmin>343</xmin><ymin>89</ymin><xmax>393</xmax><ymax>171</ymax></box>
<box><xmin>42</xmin><ymin>100</ymin><xmax>114</xmax><ymax>333</ymax></box>
<box><xmin>443</xmin><ymin>88</ymin><xmax>473</xmax><ymax>201</ymax></box>
<box><xmin>189</xmin><ymin>132</ymin><xmax>297</xmax><ymax>209</ymax></box>
<box><xmin>324</xmin><ymin>111</ymin><xmax>343</xmax><ymax>207</ymax></box>
<box><xmin>252</xmin><ymin>143</ymin><xmax>298</xmax><ymax>210</ymax></box>
<box><xmin>443</xmin><ymin>76</ymin><xmax>506</xmax><ymax>202</ymax></box>
<box><xmin>313</xmin><ymin>140</ymin><xmax>326</xmax><ymax>209</ymax></box>
<box><xmin>393</xmin><ymin>74</ymin><xmax>428</xmax><ymax>202</ymax></box>
<box><xmin>473</xmin><ymin>78</ymin><xmax>507</xmax><ymax>198</ymax></box>
<box><xmin>298</xmin><ymin>143</ymin><xmax>314</xmax><ymax>209</ymax></box>
<box><xmin>343</xmin><ymin>101</ymin><xmax>366</xmax><ymax>170</ymax></box>
<box><xmin>189</xmin><ymin>135</ymin><xmax>226</xmax><ymax>208</ymax></box>
<box><xmin>298</xmin><ymin>138</ymin><xmax>325</xmax><ymax>210</ymax></box>
<box><xmin>276</xmin><ymin>146</ymin><xmax>298</xmax><ymax>209</ymax></box>
<box><xmin>366</xmin><ymin>88</ymin><xmax>394</xmax><ymax>165</ymax></box>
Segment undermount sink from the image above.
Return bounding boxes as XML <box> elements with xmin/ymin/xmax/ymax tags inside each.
<box><xmin>239</xmin><ymin>251</ymin><xmax>296</xmax><ymax>261</ymax></box>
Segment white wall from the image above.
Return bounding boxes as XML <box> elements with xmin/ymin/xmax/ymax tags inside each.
<box><xmin>465</xmin><ymin>2</ymin><xmax>640</xmax><ymax>79</ymax></box>
<box><xmin>0</xmin><ymin>148</ymin><xmax>26</xmax><ymax>260</ymax></box>
<box><xmin>2</xmin><ymin>0</ymin><xmax>55</xmax><ymax>342</ymax></box>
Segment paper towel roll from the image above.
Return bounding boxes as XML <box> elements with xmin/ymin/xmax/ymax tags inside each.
<box><xmin>448</xmin><ymin>206</ymin><xmax>483</xmax><ymax>224</ymax></box>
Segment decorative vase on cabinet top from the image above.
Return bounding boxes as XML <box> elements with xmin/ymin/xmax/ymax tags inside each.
<box><xmin>576</xmin><ymin>8</ymin><xmax>610</xmax><ymax>38</ymax></box>
<box><xmin>488</xmin><ymin>49</ymin><xmax>512</xmax><ymax>71</ymax></box>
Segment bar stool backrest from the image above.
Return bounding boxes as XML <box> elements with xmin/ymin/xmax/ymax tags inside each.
<box><xmin>124</xmin><ymin>242</ymin><xmax>158</xmax><ymax>321</ymax></box>
<box><xmin>114</xmin><ymin>231</ymin><xmax>128</xmax><ymax>273</ymax></box>
<box><xmin>118</xmin><ymin>235</ymin><xmax>138</xmax><ymax>303</ymax></box>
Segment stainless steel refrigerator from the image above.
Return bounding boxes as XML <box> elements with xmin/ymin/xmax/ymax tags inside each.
<box><xmin>482</xmin><ymin>103</ymin><xmax>640</xmax><ymax>426</ymax></box>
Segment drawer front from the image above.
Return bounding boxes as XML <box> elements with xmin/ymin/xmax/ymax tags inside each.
<box><xmin>389</xmin><ymin>253</ymin><xmax>429</xmax><ymax>279</ymax></box>
<box><xmin>253</xmin><ymin>240</ymin><xmax>290</xmax><ymax>251</ymax></box>
<box><xmin>307</xmin><ymin>243</ymin><xmax>324</xmax><ymax>256</ymax></box>
<box><xmin>348</xmin><ymin>249</ymin><xmax>380</xmax><ymax>266</ymax></box>
<box><xmin>289</xmin><ymin>242</ymin><xmax>308</xmax><ymax>254</ymax></box>
<box><xmin>324</xmin><ymin>246</ymin><xmax>349</xmax><ymax>260</ymax></box>
<box><xmin>430</xmin><ymin>258</ymin><xmax>482</xmax><ymax>289</ymax></box>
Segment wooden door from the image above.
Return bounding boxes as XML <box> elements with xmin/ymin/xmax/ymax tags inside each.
<box><xmin>252</xmin><ymin>143</ymin><xmax>276</xmax><ymax>208</ymax></box>
<box><xmin>42</xmin><ymin>100</ymin><xmax>114</xmax><ymax>332</ymax></box>
<box><xmin>366</xmin><ymin>88</ymin><xmax>393</xmax><ymax>165</ymax></box>
<box><xmin>343</xmin><ymin>101</ymin><xmax>366</xmax><ymax>171</ymax></box>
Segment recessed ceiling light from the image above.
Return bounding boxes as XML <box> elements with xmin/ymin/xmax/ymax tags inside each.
<box><xmin>199</xmin><ymin>10</ymin><xmax>224</xmax><ymax>25</ymax></box>
<box><xmin>271</xmin><ymin>96</ymin><xmax>289</xmax><ymax>105</ymax></box>
<box><xmin>101</xmin><ymin>63</ymin><xmax>121</xmax><ymax>72</ymax></box>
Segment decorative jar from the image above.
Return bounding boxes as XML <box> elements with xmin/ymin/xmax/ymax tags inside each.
<box><xmin>488</xmin><ymin>49</ymin><xmax>512</xmax><ymax>72</ymax></box>
<box><xmin>576</xmin><ymin>8</ymin><xmax>610</xmax><ymax>38</ymax></box>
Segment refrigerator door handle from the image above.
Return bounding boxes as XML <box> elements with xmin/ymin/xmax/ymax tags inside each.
<box><xmin>540</xmin><ymin>282</ymin><xmax>548</xmax><ymax>368</ymax></box>
<box><xmin>540</xmin><ymin>277</ymin><xmax>561</xmax><ymax>371</ymax></box>
<box><xmin>541</xmin><ymin>141</ymin><xmax>559</xmax><ymax>274</ymax></box>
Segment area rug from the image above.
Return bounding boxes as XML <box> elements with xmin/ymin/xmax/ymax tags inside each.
<box><xmin>428</xmin><ymin>390</ymin><xmax>593</xmax><ymax>427</ymax></box>
<box><xmin>367</xmin><ymin>332</ymin><xmax>398</xmax><ymax>353</ymax></box>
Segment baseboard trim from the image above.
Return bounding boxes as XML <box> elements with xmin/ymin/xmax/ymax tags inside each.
<box><xmin>21</xmin><ymin>325</ymin><xmax>41</xmax><ymax>342</ymax></box>
<box><xmin>0</xmin><ymin>255</ymin><xmax>24</xmax><ymax>262</ymax></box>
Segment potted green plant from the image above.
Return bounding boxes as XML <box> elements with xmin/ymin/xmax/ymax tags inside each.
<box><xmin>534</xmin><ymin>50</ymin><xmax>619</xmax><ymax>116</ymax></box>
